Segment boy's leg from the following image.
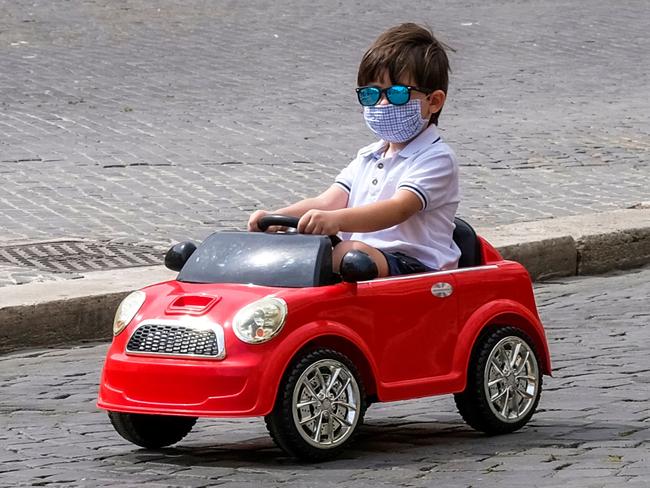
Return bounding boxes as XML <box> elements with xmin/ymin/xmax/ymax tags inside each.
<box><xmin>332</xmin><ymin>240</ymin><xmax>389</xmax><ymax>277</ymax></box>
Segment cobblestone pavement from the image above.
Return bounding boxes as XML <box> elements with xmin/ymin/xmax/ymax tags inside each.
<box><xmin>1</xmin><ymin>267</ymin><xmax>648</xmax><ymax>487</ymax></box>
<box><xmin>1</xmin><ymin>0</ymin><xmax>649</xmax><ymax>285</ymax></box>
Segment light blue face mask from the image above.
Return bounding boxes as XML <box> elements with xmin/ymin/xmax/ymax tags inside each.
<box><xmin>363</xmin><ymin>99</ymin><xmax>428</xmax><ymax>143</ymax></box>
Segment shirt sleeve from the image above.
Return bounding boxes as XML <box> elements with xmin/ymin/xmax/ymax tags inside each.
<box><xmin>334</xmin><ymin>155</ymin><xmax>362</xmax><ymax>194</ymax></box>
<box><xmin>396</xmin><ymin>151</ymin><xmax>459</xmax><ymax>211</ymax></box>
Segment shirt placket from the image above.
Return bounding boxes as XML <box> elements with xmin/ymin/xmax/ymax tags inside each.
<box><xmin>369</xmin><ymin>156</ymin><xmax>387</xmax><ymax>197</ymax></box>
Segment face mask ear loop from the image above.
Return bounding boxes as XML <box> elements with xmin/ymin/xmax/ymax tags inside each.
<box><xmin>420</xmin><ymin>92</ymin><xmax>432</xmax><ymax>126</ymax></box>
<box><xmin>430</xmin><ymin>105</ymin><xmax>442</xmax><ymax>126</ymax></box>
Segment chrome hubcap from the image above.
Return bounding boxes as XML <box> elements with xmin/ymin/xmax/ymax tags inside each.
<box><xmin>484</xmin><ymin>336</ymin><xmax>539</xmax><ymax>423</ymax></box>
<box><xmin>292</xmin><ymin>359</ymin><xmax>360</xmax><ymax>449</ymax></box>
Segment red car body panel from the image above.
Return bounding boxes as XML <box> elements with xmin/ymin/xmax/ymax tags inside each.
<box><xmin>98</xmin><ymin>239</ymin><xmax>551</xmax><ymax>418</ymax></box>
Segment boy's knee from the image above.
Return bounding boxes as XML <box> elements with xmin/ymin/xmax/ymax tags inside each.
<box><xmin>333</xmin><ymin>240</ymin><xmax>388</xmax><ymax>277</ymax></box>
<box><xmin>333</xmin><ymin>240</ymin><xmax>366</xmax><ymax>265</ymax></box>
<box><xmin>334</xmin><ymin>240</ymin><xmax>366</xmax><ymax>254</ymax></box>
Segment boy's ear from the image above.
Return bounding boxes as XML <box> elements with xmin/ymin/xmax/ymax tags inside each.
<box><xmin>427</xmin><ymin>90</ymin><xmax>446</xmax><ymax>113</ymax></box>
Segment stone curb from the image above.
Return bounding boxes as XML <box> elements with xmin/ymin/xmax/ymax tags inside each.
<box><xmin>1</xmin><ymin>208</ymin><xmax>649</xmax><ymax>354</ymax></box>
<box><xmin>479</xmin><ymin>207</ymin><xmax>650</xmax><ymax>280</ymax></box>
<box><xmin>1</xmin><ymin>267</ymin><xmax>176</xmax><ymax>355</ymax></box>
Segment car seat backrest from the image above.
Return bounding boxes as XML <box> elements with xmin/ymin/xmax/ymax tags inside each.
<box><xmin>453</xmin><ymin>217</ymin><xmax>482</xmax><ymax>268</ymax></box>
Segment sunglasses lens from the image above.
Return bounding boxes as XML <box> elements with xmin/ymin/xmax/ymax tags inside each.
<box><xmin>387</xmin><ymin>85</ymin><xmax>410</xmax><ymax>105</ymax></box>
<box><xmin>358</xmin><ymin>87</ymin><xmax>381</xmax><ymax>106</ymax></box>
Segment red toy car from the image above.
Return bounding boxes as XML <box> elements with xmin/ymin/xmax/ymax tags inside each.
<box><xmin>98</xmin><ymin>215</ymin><xmax>551</xmax><ymax>461</ymax></box>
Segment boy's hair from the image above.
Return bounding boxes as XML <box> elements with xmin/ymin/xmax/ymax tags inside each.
<box><xmin>357</xmin><ymin>23</ymin><xmax>450</xmax><ymax>125</ymax></box>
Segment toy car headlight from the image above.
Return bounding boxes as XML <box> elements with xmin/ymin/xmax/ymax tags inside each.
<box><xmin>233</xmin><ymin>297</ymin><xmax>287</xmax><ymax>344</ymax></box>
<box><xmin>113</xmin><ymin>291</ymin><xmax>146</xmax><ymax>336</ymax></box>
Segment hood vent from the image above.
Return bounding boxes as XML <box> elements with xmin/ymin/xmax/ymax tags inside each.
<box><xmin>166</xmin><ymin>295</ymin><xmax>220</xmax><ymax>315</ymax></box>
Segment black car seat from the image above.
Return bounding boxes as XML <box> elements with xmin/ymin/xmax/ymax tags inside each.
<box><xmin>453</xmin><ymin>217</ymin><xmax>482</xmax><ymax>268</ymax></box>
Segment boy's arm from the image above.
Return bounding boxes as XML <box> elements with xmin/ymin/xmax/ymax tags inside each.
<box><xmin>248</xmin><ymin>185</ymin><xmax>348</xmax><ymax>231</ymax></box>
<box><xmin>298</xmin><ymin>189</ymin><xmax>421</xmax><ymax>235</ymax></box>
<box><xmin>275</xmin><ymin>184</ymin><xmax>349</xmax><ymax>216</ymax></box>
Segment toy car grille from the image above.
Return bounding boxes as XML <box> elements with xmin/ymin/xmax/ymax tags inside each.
<box><xmin>126</xmin><ymin>323</ymin><xmax>222</xmax><ymax>358</ymax></box>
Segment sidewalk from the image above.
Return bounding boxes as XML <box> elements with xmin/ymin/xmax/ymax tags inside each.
<box><xmin>2</xmin><ymin>206</ymin><xmax>649</xmax><ymax>354</ymax></box>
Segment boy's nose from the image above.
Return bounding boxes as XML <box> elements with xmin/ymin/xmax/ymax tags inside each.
<box><xmin>378</xmin><ymin>94</ymin><xmax>390</xmax><ymax>105</ymax></box>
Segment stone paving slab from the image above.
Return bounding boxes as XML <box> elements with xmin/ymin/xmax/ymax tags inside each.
<box><xmin>1</xmin><ymin>266</ymin><xmax>649</xmax><ymax>487</ymax></box>
<box><xmin>1</xmin><ymin>0</ymin><xmax>649</xmax><ymax>287</ymax></box>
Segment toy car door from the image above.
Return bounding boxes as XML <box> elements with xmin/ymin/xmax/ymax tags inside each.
<box><xmin>358</xmin><ymin>272</ymin><xmax>459</xmax><ymax>396</ymax></box>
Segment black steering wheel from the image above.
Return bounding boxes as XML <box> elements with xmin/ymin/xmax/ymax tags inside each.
<box><xmin>258</xmin><ymin>214</ymin><xmax>300</xmax><ymax>232</ymax></box>
<box><xmin>258</xmin><ymin>214</ymin><xmax>341</xmax><ymax>246</ymax></box>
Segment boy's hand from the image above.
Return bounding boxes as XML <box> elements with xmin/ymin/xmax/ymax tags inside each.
<box><xmin>248</xmin><ymin>210</ymin><xmax>269</xmax><ymax>232</ymax></box>
<box><xmin>298</xmin><ymin>209</ymin><xmax>341</xmax><ymax>236</ymax></box>
<box><xmin>248</xmin><ymin>210</ymin><xmax>290</xmax><ymax>233</ymax></box>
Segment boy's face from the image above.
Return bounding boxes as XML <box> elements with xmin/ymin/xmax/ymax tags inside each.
<box><xmin>372</xmin><ymin>71</ymin><xmax>446</xmax><ymax>121</ymax></box>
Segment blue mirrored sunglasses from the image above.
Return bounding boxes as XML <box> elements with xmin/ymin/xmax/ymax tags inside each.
<box><xmin>356</xmin><ymin>85</ymin><xmax>432</xmax><ymax>106</ymax></box>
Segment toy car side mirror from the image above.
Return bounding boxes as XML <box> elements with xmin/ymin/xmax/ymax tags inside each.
<box><xmin>165</xmin><ymin>241</ymin><xmax>197</xmax><ymax>272</ymax></box>
<box><xmin>339</xmin><ymin>250</ymin><xmax>378</xmax><ymax>283</ymax></box>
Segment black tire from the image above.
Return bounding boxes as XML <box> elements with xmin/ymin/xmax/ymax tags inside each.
<box><xmin>265</xmin><ymin>348</ymin><xmax>367</xmax><ymax>461</ymax></box>
<box><xmin>454</xmin><ymin>326</ymin><xmax>543</xmax><ymax>435</ymax></box>
<box><xmin>108</xmin><ymin>411</ymin><xmax>197</xmax><ymax>448</ymax></box>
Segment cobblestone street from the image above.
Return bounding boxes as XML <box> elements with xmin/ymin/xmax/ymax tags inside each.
<box><xmin>1</xmin><ymin>267</ymin><xmax>648</xmax><ymax>487</ymax></box>
<box><xmin>1</xmin><ymin>0</ymin><xmax>649</xmax><ymax>285</ymax></box>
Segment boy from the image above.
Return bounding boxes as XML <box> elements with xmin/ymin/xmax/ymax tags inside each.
<box><xmin>248</xmin><ymin>23</ymin><xmax>460</xmax><ymax>277</ymax></box>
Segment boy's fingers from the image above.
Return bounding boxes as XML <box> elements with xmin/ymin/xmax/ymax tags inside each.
<box><xmin>305</xmin><ymin>215</ymin><xmax>328</xmax><ymax>235</ymax></box>
<box><xmin>266</xmin><ymin>225</ymin><xmax>289</xmax><ymax>233</ymax></box>
<box><xmin>310</xmin><ymin>217</ymin><xmax>322</xmax><ymax>235</ymax></box>
<box><xmin>297</xmin><ymin>214</ymin><xmax>309</xmax><ymax>233</ymax></box>
<box><xmin>248</xmin><ymin>210</ymin><xmax>267</xmax><ymax>232</ymax></box>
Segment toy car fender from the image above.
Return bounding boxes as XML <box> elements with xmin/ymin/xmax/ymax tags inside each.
<box><xmin>256</xmin><ymin>318</ymin><xmax>380</xmax><ymax>415</ymax></box>
<box><xmin>451</xmin><ymin>299</ymin><xmax>552</xmax><ymax>389</ymax></box>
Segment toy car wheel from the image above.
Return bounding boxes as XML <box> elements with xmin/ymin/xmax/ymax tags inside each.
<box><xmin>454</xmin><ymin>327</ymin><xmax>542</xmax><ymax>435</ymax></box>
<box><xmin>108</xmin><ymin>411</ymin><xmax>197</xmax><ymax>448</ymax></box>
<box><xmin>265</xmin><ymin>348</ymin><xmax>366</xmax><ymax>461</ymax></box>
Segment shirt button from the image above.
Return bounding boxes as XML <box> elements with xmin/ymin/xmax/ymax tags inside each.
<box><xmin>377</xmin><ymin>162</ymin><xmax>384</xmax><ymax>169</ymax></box>
<box><xmin>372</xmin><ymin>178</ymin><xmax>378</xmax><ymax>185</ymax></box>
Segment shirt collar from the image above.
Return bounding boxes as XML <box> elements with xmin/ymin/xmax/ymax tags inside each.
<box><xmin>359</xmin><ymin>124</ymin><xmax>442</xmax><ymax>160</ymax></box>
<box><xmin>398</xmin><ymin>124</ymin><xmax>441</xmax><ymax>158</ymax></box>
<box><xmin>358</xmin><ymin>139</ymin><xmax>387</xmax><ymax>159</ymax></box>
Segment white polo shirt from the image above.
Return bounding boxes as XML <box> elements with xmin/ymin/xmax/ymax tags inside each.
<box><xmin>334</xmin><ymin>124</ymin><xmax>461</xmax><ymax>270</ymax></box>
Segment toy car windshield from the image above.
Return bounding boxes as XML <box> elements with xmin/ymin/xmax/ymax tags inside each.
<box><xmin>177</xmin><ymin>232</ymin><xmax>339</xmax><ymax>288</ymax></box>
